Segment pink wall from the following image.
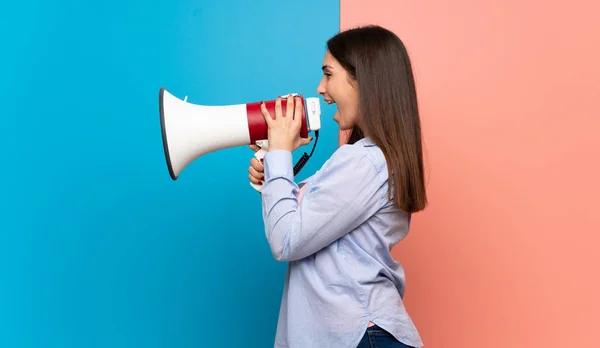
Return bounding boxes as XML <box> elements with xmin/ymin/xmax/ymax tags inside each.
<box><xmin>341</xmin><ymin>1</ymin><xmax>600</xmax><ymax>346</ymax></box>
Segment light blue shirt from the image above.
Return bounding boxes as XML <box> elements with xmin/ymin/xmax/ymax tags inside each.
<box><xmin>261</xmin><ymin>137</ymin><xmax>423</xmax><ymax>348</ymax></box>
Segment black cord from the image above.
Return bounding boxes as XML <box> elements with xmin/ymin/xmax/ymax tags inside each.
<box><xmin>293</xmin><ymin>130</ymin><xmax>319</xmax><ymax>176</ymax></box>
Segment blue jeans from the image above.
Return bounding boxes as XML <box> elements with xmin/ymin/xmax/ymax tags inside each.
<box><xmin>356</xmin><ymin>325</ymin><xmax>415</xmax><ymax>348</ymax></box>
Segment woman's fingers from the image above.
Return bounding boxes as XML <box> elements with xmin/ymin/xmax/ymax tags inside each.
<box><xmin>249</xmin><ymin>157</ymin><xmax>264</xmax><ymax>184</ymax></box>
<box><xmin>248</xmin><ymin>164</ymin><xmax>264</xmax><ymax>183</ymax></box>
<box><xmin>248</xmin><ymin>172</ymin><xmax>262</xmax><ymax>184</ymax></box>
<box><xmin>285</xmin><ymin>94</ymin><xmax>294</xmax><ymax>124</ymax></box>
<box><xmin>250</xmin><ymin>157</ymin><xmax>264</xmax><ymax>173</ymax></box>
<box><xmin>293</xmin><ymin>96</ymin><xmax>303</xmax><ymax>129</ymax></box>
<box><xmin>275</xmin><ymin>97</ymin><xmax>283</xmax><ymax>124</ymax></box>
<box><xmin>260</xmin><ymin>102</ymin><xmax>273</xmax><ymax>126</ymax></box>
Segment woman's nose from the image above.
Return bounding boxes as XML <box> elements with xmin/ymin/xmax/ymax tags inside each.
<box><xmin>316</xmin><ymin>78</ymin><xmax>326</xmax><ymax>95</ymax></box>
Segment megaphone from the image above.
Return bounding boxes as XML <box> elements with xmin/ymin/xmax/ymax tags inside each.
<box><xmin>159</xmin><ymin>87</ymin><xmax>322</xmax><ymax>191</ymax></box>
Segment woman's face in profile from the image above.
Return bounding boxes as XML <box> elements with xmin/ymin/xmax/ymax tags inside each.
<box><xmin>316</xmin><ymin>50</ymin><xmax>359</xmax><ymax>131</ymax></box>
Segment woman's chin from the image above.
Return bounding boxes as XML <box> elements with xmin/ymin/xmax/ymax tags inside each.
<box><xmin>333</xmin><ymin>109</ymin><xmax>341</xmax><ymax>124</ymax></box>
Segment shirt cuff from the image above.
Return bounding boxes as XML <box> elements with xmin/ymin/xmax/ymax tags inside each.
<box><xmin>264</xmin><ymin>150</ymin><xmax>294</xmax><ymax>181</ymax></box>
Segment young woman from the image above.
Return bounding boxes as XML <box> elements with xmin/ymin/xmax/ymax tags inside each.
<box><xmin>248</xmin><ymin>25</ymin><xmax>428</xmax><ymax>348</ymax></box>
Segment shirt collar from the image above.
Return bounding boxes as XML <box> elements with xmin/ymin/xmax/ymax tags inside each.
<box><xmin>356</xmin><ymin>137</ymin><xmax>377</xmax><ymax>147</ymax></box>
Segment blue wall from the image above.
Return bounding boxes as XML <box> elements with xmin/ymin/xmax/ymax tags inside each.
<box><xmin>1</xmin><ymin>1</ymin><xmax>339</xmax><ymax>347</ymax></box>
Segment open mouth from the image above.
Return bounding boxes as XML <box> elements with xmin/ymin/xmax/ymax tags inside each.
<box><xmin>325</xmin><ymin>99</ymin><xmax>336</xmax><ymax>105</ymax></box>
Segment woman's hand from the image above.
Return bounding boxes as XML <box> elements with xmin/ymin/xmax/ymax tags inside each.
<box><xmin>247</xmin><ymin>150</ymin><xmax>264</xmax><ymax>185</ymax></box>
<box><xmin>260</xmin><ymin>95</ymin><xmax>312</xmax><ymax>152</ymax></box>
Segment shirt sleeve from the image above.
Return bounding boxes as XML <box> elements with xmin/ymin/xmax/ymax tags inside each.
<box><xmin>260</xmin><ymin>146</ymin><xmax>384</xmax><ymax>262</ymax></box>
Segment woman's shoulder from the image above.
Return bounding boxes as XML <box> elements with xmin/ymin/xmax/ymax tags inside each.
<box><xmin>334</xmin><ymin>138</ymin><xmax>387</xmax><ymax>175</ymax></box>
<box><xmin>307</xmin><ymin>140</ymin><xmax>388</xmax><ymax>187</ymax></box>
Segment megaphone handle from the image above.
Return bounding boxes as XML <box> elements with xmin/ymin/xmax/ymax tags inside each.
<box><xmin>250</xmin><ymin>140</ymin><xmax>269</xmax><ymax>193</ymax></box>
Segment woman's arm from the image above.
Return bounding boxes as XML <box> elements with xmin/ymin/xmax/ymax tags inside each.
<box><xmin>261</xmin><ymin>146</ymin><xmax>384</xmax><ymax>262</ymax></box>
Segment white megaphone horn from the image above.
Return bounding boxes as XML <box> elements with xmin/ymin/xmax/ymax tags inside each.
<box><xmin>159</xmin><ymin>87</ymin><xmax>322</xmax><ymax>191</ymax></box>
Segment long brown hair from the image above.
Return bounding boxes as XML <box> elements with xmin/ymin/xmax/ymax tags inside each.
<box><xmin>327</xmin><ymin>25</ymin><xmax>427</xmax><ymax>213</ymax></box>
